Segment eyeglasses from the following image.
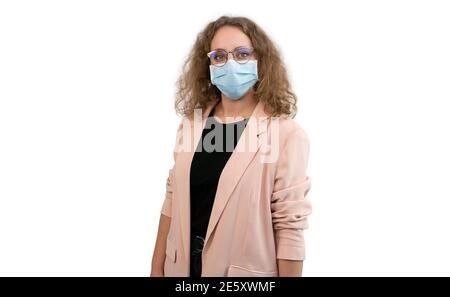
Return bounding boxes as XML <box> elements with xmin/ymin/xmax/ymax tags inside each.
<box><xmin>207</xmin><ymin>47</ymin><xmax>254</xmax><ymax>67</ymax></box>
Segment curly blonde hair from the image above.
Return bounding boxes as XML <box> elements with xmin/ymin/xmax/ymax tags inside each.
<box><xmin>175</xmin><ymin>16</ymin><xmax>298</xmax><ymax>118</ymax></box>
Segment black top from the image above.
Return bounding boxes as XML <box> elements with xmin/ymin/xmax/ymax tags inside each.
<box><xmin>189</xmin><ymin>104</ymin><xmax>249</xmax><ymax>245</ymax></box>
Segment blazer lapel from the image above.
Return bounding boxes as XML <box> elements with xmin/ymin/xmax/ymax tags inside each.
<box><xmin>203</xmin><ymin>100</ymin><xmax>269</xmax><ymax>250</ymax></box>
<box><xmin>177</xmin><ymin>100</ymin><xmax>218</xmax><ymax>272</ymax></box>
<box><xmin>176</xmin><ymin>99</ymin><xmax>270</xmax><ymax>272</ymax></box>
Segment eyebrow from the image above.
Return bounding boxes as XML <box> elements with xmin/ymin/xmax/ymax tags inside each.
<box><xmin>210</xmin><ymin>46</ymin><xmax>251</xmax><ymax>52</ymax></box>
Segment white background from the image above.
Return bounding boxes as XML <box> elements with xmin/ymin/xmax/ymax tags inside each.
<box><xmin>1</xmin><ymin>0</ymin><xmax>449</xmax><ymax>276</ymax></box>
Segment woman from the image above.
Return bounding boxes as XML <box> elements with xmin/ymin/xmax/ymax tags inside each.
<box><xmin>151</xmin><ymin>16</ymin><xmax>312</xmax><ymax>277</ymax></box>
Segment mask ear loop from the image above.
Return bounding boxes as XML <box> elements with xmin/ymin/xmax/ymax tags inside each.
<box><xmin>255</xmin><ymin>60</ymin><xmax>259</xmax><ymax>81</ymax></box>
<box><xmin>253</xmin><ymin>60</ymin><xmax>260</xmax><ymax>91</ymax></box>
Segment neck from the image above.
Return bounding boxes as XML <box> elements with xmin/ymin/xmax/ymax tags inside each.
<box><xmin>215</xmin><ymin>91</ymin><xmax>258</xmax><ymax>120</ymax></box>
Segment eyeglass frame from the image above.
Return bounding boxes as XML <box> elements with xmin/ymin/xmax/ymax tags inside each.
<box><xmin>206</xmin><ymin>46</ymin><xmax>255</xmax><ymax>67</ymax></box>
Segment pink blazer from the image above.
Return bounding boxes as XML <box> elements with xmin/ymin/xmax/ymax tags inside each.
<box><xmin>160</xmin><ymin>99</ymin><xmax>312</xmax><ymax>277</ymax></box>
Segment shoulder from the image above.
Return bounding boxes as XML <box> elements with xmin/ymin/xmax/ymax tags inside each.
<box><xmin>270</xmin><ymin>115</ymin><xmax>310</xmax><ymax>148</ymax></box>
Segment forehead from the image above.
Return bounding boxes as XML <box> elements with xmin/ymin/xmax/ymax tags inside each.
<box><xmin>210</xmin><ymin>25</ymin><xmax>253</xmax><ymax>51</ymax></box>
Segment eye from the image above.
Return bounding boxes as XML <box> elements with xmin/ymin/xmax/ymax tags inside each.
<box><xmin>210</xmin><ymin>50</ymin><xmax>227</xmax><ymax>63</ymax></box>
<box><xmin>235</xmin><ymin>48</ymin><xmax>252</xmax><ymax>60</ymax></box>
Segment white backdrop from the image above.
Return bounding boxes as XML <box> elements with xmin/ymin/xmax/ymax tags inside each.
<box><xmin>1</xmin><ymin>0</ymin><xmax>449</xmax><ymax>276</ymax></box>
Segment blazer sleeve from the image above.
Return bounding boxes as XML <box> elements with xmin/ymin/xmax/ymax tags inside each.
<box><xmin>160</xmin><ymin>119</ymin><xmax>184</xmax><ymax>218</ymax></box>
<box><xmin>271</xmin><ymin>125</ymin><xmax>312</xmax><ymax>261</ymax></box>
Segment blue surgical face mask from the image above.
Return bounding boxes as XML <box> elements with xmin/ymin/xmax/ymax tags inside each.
<box><xmin>209</xmin><ymin>60</ymin><xmax>258</xmax><ymax>100</ymax></box>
